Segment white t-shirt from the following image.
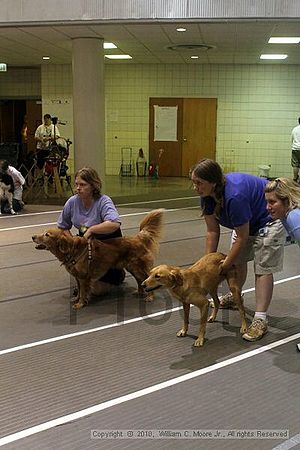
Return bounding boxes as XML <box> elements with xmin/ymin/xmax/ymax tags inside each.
<box><xmin>35</xmin><ymin>123</ymin><xmax>60</xmax><ymax>149</ymax></box>
<box><xmin>291</xmin><ymin>124</ymin><xmax>300</xmax><ymax>151</ymax></box>
<box><xmin>7</xmin><ymin>165</ymin><xmax>25</xmax><ymax>200</ymax></box>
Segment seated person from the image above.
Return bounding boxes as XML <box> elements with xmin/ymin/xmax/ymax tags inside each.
<box><xmin>0</xmin><ymin>160</ymin><xmax>25</xmax><ymax>212</ymax></box>
<box><xmin>57</xmin><ymin>167</ymin><xmax>125</xmax><ymax>296</ymax></box>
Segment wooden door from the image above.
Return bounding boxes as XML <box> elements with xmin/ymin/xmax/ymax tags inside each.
<box><xmin>149</xmin><ymin>97</ymin><xmax>217</xmax><ymax>177</ymax></box>
<box><xmin>182</xmin><ymin>98</ymin><xmax>217</xmax><ymax>176</ymax></box>
<box><xmin>149</xmin><ymin>98</ymin><xmax>183</xmax><ymax>177</ymax></box>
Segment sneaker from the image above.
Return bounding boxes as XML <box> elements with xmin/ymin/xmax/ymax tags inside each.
<box><xmin>209</xmin><ymin>292</ymin><xmax>243</xmax><ymax>310</ymax></box>
<box><xmin>242</xmin><ymin>318</ymin><xmax>268</xmax><ymax>342</ymax></box>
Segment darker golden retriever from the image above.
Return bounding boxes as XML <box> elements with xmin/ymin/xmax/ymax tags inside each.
<box><xmin>32</xmin><ymin>209</ymin><xmax>163</xmax><ymax>309</ymax></box>
<box><xmin>142</xmin><ymin>252</ymin><xmax>248</xmax><ymax>346</ymax></box>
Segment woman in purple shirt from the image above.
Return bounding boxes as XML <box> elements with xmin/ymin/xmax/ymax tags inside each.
<box><xmin>58</xmin><ymin>167</ymin><xmax>125</xmax><ymax>292</ymax></box>
<box><xmin>191</xmin><ymin>159</ymin><xmax>285</xmax><ymax>342</ymax></box>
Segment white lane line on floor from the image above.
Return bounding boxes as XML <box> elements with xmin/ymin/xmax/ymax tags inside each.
<box><xmin>272</xmin><ymin>433</ymin><xmax>300</xmax><ymax>450</ymax></box>
<box><xmin>1</xmin><ymin>331</ymin><xmax>300</xmax><ymax>447</ymax></box>
<box><xmin>0</xmin><ymin>206</ymin><xmax>199</xmax><ymax>232</ymax></box>
<box><xmin>0</xmin><ymin>195</ymin><xmax>198</xmax><ymax>220</ymax></box>
<box><xmin>1</xmin><ymin>274</ymin><xmax>299</xmax><ymax>357</ymax></box>
<box><xmin>0</xmin><ymin>307</ymin><xmax>183</xmax><ymax>356</ymax></box>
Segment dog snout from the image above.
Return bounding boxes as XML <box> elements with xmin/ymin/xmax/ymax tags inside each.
<box><xmin>32</xmin><ymin>235</ymin><xmax>37</xmax><ymax>242</ymax></box>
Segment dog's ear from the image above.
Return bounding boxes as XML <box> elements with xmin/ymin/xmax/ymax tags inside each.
<box><xmin>170</xmin><ymin>269</ymin><xmax>183</xmax><ymax>286</ymax></box>
<box><xmin>58</xmin><ymin>235</ymin><xmax>70</xmax><ymax>253</ymax></box>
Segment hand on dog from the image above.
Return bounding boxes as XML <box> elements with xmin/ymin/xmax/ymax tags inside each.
<box><xmin>219</xmin><ymin>259</ymin><xmax>232</xmax><ymax>275</ymax></box>
<box><xmin>83</xmin><ymin>229</ymin><xmax>93</xmax><ymax>240</ymax></box>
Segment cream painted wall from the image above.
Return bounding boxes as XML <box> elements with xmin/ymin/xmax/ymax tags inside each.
<box><xmin>1</xmin><ymin>63</ymin><xmax>299</xmax><ymax>179</ymax></box>
<box><xmin>105</xmin><ymin>63</ymin><xmax>300</xmax><ymax>178</ymax></box>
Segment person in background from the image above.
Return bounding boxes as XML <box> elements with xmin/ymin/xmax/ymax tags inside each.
<box><xmin>34</xmin><ymin>114</ymin><xmax>60</xmax><ymax>171</ymax></box>
<box><xmin>291</xmin><ymin>117</ymin><xmax>300</xmax><ymax>183</ymax></box>
<box><xmin>0</xmin><ymin>159</ymin><xmax>25</xmax><ymax>211</ymax></box>
<box><xmin>191</xmin><ymin>159</ymin><xmax>285</xmax><ymax>342</ymax></box>
<box><xmin>57</xmin><ymin>167</ymin><xmax>125</xmax><ymax>295</ymax></box>
<box><xmin>265</xmin><ymin>177</ymin><xmax>300</xmax><ymax>351</ymax></box>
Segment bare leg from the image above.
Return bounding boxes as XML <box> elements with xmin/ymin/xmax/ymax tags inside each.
<box><xmin>255</xmin><ymin>273</ymin><xmax>273</xmax><ymax>313</ymax></box>
<box><xmin>235</xmin><ymin>262</ymin><xmax>248</xmax><ymax>289</ymax></box>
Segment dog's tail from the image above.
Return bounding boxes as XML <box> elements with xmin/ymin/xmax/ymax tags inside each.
<box><xmin>139</xmin><ymin>209</ymin><xmax>164</xmax><ymax>250</ymax></box>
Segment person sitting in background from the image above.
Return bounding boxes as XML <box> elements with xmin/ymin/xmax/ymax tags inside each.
<box><xmin>34</xmin><ymin>114</ymin><xmax>60</xmax><ymax>172</ymax></box>
<box><xmin>0</xmin><ymin>159</ymin><xmax>25</xmax><ymax>212</ymax></box>
<box><xmin>57</xmin><ymin>167</ymin><xmax>125</xmax><ymax>296</ymax></box>
<box><xmin>191</xmin><ymin>158</ymin><xmax>286</xmax><ymax>342</ymax></box>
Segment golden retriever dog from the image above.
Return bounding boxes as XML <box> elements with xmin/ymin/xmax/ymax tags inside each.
<box><xmin>32</xmin><ymin>209</ymin><xmax>163</xmax><ymax>309</ymax></box>
<box><xmin>142</xmin><ymin>252</ymin><xmax>248</xmax><ymax>347</ymax></box>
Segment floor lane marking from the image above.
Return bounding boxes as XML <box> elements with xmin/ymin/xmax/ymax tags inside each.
<box><xmin>0</xmin><ymin>195</ymin><xmax>198</xmax><ymax>220</ymax></box>
<box><xmin>0</xmin><ymin>331</ymin><xmax>300</xmax><ymax>446</ymax></box>
<box><xmin>1</xmin><ymin>274</ymin><xmax>299</xmax><ymax>357</ymax></box>
<box><xmin>0</xmin><ymin>206</ymin><xmax>199</xmax><ymax>232</ymax></box>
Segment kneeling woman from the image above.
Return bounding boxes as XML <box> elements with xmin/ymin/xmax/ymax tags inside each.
<box><xmin>265</xmin><ymin>177</ymin><xmax>300</xmax><ymax>351</ymax></box>
<box><xmin>265</xmin><ymin>178</ymin><xmax>300</xmax><ymax>245</ymax></box>
<box><xmin>57</xmin><ymin>167</ymin><xmax>125</xmax><ymax>295</ymax></box>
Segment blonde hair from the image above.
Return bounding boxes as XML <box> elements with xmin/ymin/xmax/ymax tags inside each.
<box><xmin>75</xmin><ymin>167</ymin><xmax>102</xmax><ymax>198</ymax></box>
<box><xmin>265</xmin><ymin>178</ymin><xmax>300</xmax><ymax>210</ymax></box>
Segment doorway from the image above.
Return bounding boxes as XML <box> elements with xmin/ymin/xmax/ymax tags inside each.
<box><xmin>0</xmin><ymin>99</ymin><xmax>42</xmax><ymax>166</ymax></box>
<box><xmin>149</xmin><ymin>97</ymin><xmax>217</xmax><ymax>176</ymax></box>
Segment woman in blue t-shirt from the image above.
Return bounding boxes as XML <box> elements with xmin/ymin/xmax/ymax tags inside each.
<box><xmin>191</xmin><ymin>159</ymin><xmax>285</xmax><ymax>342</ymax></box>
<box><xmin>57</xmin><ymin>167</ymin><xmax>125</xmax><ymax>296</ymax></box>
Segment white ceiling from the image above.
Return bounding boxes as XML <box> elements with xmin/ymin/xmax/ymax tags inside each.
<box><xmin>0</xmin><ymin>20</ymin><xmax>300</xmax><ymax>67</ymax></box>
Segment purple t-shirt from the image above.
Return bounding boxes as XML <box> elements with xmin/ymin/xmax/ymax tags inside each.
<box><xmin>201</xmin><ymin>173</ymin><xmax>271</xmax><ymax>235</ymax></box>
<box><xmin>57</xmin><ymin>194</ymin><xmax>121</xmax><ymax>231</ymax></box>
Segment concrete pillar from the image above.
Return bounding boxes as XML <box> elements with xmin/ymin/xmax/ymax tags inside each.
<box><xmin>72</xmin><ymin>37</ymin><xmax>105</xmax><ymax>177</ymax></box>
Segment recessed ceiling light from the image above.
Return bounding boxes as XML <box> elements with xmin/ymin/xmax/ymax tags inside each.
<box><xmin>105</xmin><ymin>54</ymin><xmax>132</xmax><ymax>60</ymax></box>
<box><xmin>176</xmin><ymin>27</ymin><xmax>186</xmax><ymax>32</ymax></box>
<box><xmin>191</xmin><ymin>55</ymin><xmax>199</xmax><ymax>59</ymax></box>
<box><xmin>104</xmin><ymin>42</ymin><xmax>117</xmax><ymax>49</ymax></box>
<box><xmin>42</xmin><ymin>56</ymin><xmax>50</xmax><ymax>60</ymax></box>
<box><xmin>260</xmin><ymin>54</ymin><xmax>288</xmax><ymax>60</ymax></box>
<box><xmin>268</xmin><ymin>37</ymin><xmax>300</xmax><ymax>44</ymax></box>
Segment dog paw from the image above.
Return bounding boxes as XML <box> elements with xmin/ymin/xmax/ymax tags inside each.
<box><xmin>72</xmin><ymin>301</ymin><xmax>86</xmax><ymax>310</ymax></box>
<box><xmin>10</xmin><ymin>210</ymin><xmax>17</xmax><ymax>215</ymax></box>
<box><xmin>193</xmin><ymin>338</ymin><xmax>204</xmax><ymax>347</ymax></box>
<box><xmin>176</xmin><ymin>328</ymin><xmax>187</xmax><ymax>337</ymax></box>
<box><xmin>207</xmin><ymin>314</ymin><xmax>216</xmax><ymax>323</ymax></box>
<box><xmin>144</xmin><ymin>294</ymin><xmax>154</xmax><ymax>302</ymax></box>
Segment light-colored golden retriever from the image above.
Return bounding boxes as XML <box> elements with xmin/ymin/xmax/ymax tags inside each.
<box><xmin>142</xmin><ymin>252</ymin><xmax>247</xmax><ymax>347</ymax></box>
<box><xmin>32</xmin><ymin>209</ymin><xmax>163</xmax><ymax>309</ymax></box>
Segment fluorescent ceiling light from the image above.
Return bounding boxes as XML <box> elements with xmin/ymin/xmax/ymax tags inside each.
<box><xmin>176</xmin><ymin>27</ymin><xmax>186</xmax><ymax>32</ymax></box>
<box><xmin>104</xmin><ymin>42</ymin><xmax>117</xmax><ymax>49</ymax></box>
<box><xmin>268</xmin><ymin>37</ymin><xmax>300</xmax><ymax>44</ymax></box>
<box><xmin>105</xmin><ymin>54</ymin><xmax>132</xmax><ymax>59</ymax></box>
<box><xmin>260</xmin><ymin>54</ymin><xmax>288</xmax><ymax>60</ymax></box>
<box><xmin>191</xmin><ymin>55</ymin><xmax>199</xmax><ymax>59</ymax></box>
<box><xmin>42</xmin><ymin>56</ymin><xmax>50</xmax><ymax>60</ymax></box>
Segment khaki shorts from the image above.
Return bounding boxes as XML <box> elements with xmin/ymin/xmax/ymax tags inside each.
<box><xmin>291</xmin><ymin>150</ymin><xmax>300</xmax><ymax>168</ymax></box>
<box><xmin>231</xmin><ymin>219</ymin><xmax>285</xmax><ymax>275</ymax></box>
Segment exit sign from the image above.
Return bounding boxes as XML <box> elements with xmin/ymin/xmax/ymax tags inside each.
<box><xmin>0</xmin><ymin>63</ymin><xmax>7</xmax><ymax>71</ymax></box>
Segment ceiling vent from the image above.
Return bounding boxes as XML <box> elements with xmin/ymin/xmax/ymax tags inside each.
<box><xmin>167</xmin><ymin>44</ymin><xmax>215</xmax><ymax>52</ymax></box>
